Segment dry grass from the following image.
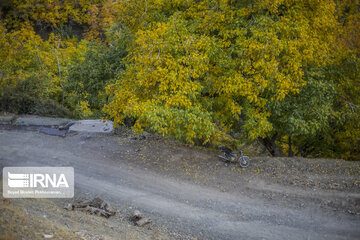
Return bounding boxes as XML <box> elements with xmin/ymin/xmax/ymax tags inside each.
<box><xmin>0</xmin><ymin>177</ymin><xmax>169</xmax><ymax>240</ymax></box>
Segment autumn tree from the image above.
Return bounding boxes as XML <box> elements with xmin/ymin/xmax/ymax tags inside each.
<box><xmin>65</xmin><ymin>40</ymin><xmax>126</xmax><ymax>118</ymax></box>
<box><xmin>1</xmin><ymin>0</ymin><xmax>359</xmax><ymax>159</ymax></box>
<box><xmin>0</xmin><ymin>18</ymin><xmax>85</xmax><ymax>116</ymax></box>
<box><xmin>2</xmin><ymin>0</ymin><xmax>120</xmax><ymax>42</ymax></box>
<box><xmin>0</xmin><ymin>0</ymin><xmax>120</xmax><ymax>116</ymax></box>
<box><xmin>105</xmin><ymin>0</ymin><xmax>339</xmax><ymax>148</ymax></box>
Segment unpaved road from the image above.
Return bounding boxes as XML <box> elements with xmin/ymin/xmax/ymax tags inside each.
<box><xmin>1</xmin><ymin>128</ymin><xmax>360</xmax><ymax>240</ymax></box>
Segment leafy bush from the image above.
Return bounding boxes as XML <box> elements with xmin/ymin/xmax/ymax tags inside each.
<box><xmin>64</xmin><ymin>41</ymin><xmax>126</xmax><ymax>118</ymax></box>
<box><xmin>0</xmin><ymin>91</ymin><xmax>74</xmax><ymax>118</ymax></box>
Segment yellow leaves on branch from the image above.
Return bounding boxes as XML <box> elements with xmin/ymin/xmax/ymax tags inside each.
<box><xmin>104</xmin><ymin>0</ymin><xmax>340</xmax><ymax>143</ymax></box>
<box><xmin>0</xmin><ymin>19</ymin><xmax>86</xmax><ymax>100</ymax></box>
<box><xmin>4</xmin><ymin>0</ymin><xmax>120</xmax><ymax>42</ymax></box>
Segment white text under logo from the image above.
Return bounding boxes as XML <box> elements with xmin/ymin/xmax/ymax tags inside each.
<box><xmin>3</xmin><ymin>167</ymin><xmax>74</xmax><ymax>198</ymax></box>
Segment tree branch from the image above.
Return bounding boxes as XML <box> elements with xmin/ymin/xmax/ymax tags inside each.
<box><xmin>54</xmin><ymin>40</ymin><xmax>64</xmax><ymax>107</ymax></box>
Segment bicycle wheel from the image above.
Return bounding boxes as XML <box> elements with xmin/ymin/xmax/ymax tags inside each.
<box><xmin>239</xmin><ymin>156</ymin><xmax>250</xmax><ymax>168</ymax></box>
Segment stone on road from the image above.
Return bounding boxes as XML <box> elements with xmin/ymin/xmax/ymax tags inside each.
<box><xmin>69</xmin><ymin>120</ymin><xmax>113</xmax><ymax>133</ymax></box>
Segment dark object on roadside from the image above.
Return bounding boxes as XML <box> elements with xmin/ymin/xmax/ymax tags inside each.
<box><xmin>130</xmin><ymin>210</ymin><xmax>142</xmax><ymax>222</ymax></box>
<box><xmin>219</xmin><ymin>146</ymin><xmax>233</xmax><ymax>156</ymax></box>
<box><xmin>64</xmin><ymin>197</ymin><xmax>116</xmax><ymax>218</ymax></box>
<box><xmin>129</xmin><ymin>135</ymin><xmax>146</xmax><ymax>141</ymax></box>
<box><xmin>38</xmin><ymin>121</ymin><xmax>76</xmax><ymax>137</ymax></box>
<box><xmin>59</xmin><ymin>121</ymin><xmax>75</xmax><ymax>130</ymax></box>
<box><xmin>38</xmin><ymin>127</ymin><xmax>68</xmax><ymax>137</ymax></box>
<box><xmin>90</xmin><ymin>196</ymin><xmax>104</xmax><ymax>208</ymax></box>
<box><xmin>130</xmin><ymin>210</ymin><xmax>152</xmax><ymax>227</ymax></box>
<box><xmin>218</xmin><ymin>146</ymin><xmax>250</xmax><ymax>168</ymax></box>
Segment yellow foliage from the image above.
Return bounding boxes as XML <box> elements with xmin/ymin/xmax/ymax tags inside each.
<box><xmin>76</xmin><ymin>100</ymin><xmax>93</xmax><ymax>118</ymax></box>
<box><xmin>105</xmin><ymin>0</ymin><xmax>338</xmax><ymax>143</ymax></box>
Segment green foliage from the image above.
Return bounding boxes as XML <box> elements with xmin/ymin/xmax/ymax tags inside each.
<box><xmin>105</xmin><ymin>0</ymin><xmax>339</xmax><ymax>144</ymax></box>
<box><xmin>0</xmin><ymin>19</ymin><xmax>85</xmax><ymax>116</ymax></box>
<box><xmin>54</xmin><ymin>25</ymin><xmax>79</xmax><ymax>40</ymax></box>
<box><xmin>1</xmin><ymin>0</ymin><xmax>359</xmax><ymax>160</ymax></box>
<box><xmin>0</xmin><ymin>90</ymin><xmax>74</xmax><ymax>118</ymax></box>
<box><xmin>65</xmin><ymin>41</ymin><xmax>126</xmax><ymax>118</ymax></box>
<box><xmin>268</xmin><ymin>69</ymin><xmax>336</xmax><ymax>137</ymax></box>
<box><xmin>138</xmin><ymin>105</ymin><xmax>215</xmax><ymax>143</ymax></box>
<box><xmin>322</xmin><ymin>54</ymin><xmax>360</xmax><ymax>160</ymax></box>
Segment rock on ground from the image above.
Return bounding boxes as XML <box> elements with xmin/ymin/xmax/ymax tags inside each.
<box><xmin>0</xmin><ymin>113</ymin><xmax>16</xmax><ymax>124</ymax></box>
<box><xmin>69</xmin><ymin>120</ymin><xmax>113</xmax><ymax>133</ymax></box>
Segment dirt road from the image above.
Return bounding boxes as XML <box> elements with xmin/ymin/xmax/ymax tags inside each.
<box><xmin>1</xmin><ymin>128</ymin><xmax>359</xmax><ymax>240</ymax></box>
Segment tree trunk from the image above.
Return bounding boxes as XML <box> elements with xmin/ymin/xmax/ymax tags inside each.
<box><xmin>55</xmin><ymin>41</ymin><xmax>64</xmax><ymax>108</ymax></box>
<box><xmin>288</xmin><ymin>136</ymin><xmax>293</xmax><ymax>157</ymax></box>
<box><xmin>259</xmin><ymin>135</ymin><xmax>286</xmax><ymax>157</ymax></box>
